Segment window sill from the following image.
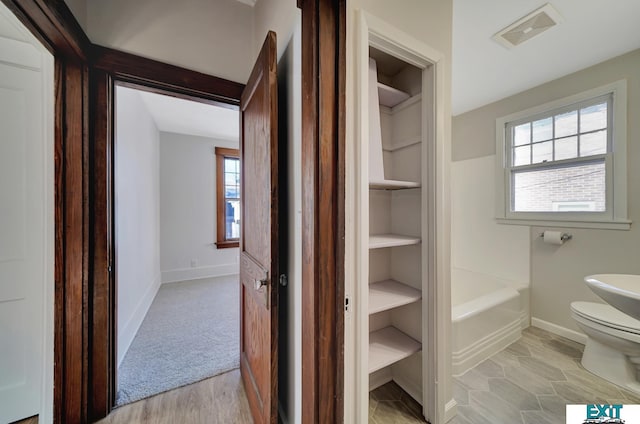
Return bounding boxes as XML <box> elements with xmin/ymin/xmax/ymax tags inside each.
<box><xmin>495</xmin><ymin>218</ymin><xmax>632</xmax><ymax>231</ymax></box>
<box><xmin>216</xmin><ymin>240</ymin><xmax>239</xmax><ymax>249</ymax></box>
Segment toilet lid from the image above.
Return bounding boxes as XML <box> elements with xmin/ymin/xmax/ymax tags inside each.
<box><xmin>571</xmin><ymin>301</ymin><xmax>640</xmax><ymax>334</ymax></box>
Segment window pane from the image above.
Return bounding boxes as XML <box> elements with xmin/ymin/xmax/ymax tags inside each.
<box><xmin>532</xmin><ymin>117</ymin><xmax>552</xmax><ymax>142</ymax></box>
<box><xmin>580</xmin><ymin>103</ymin><xmax>607</xmax><ymax>132</ymax></box>
<box><xmin>225</xmin><ymin>157</ymin><xmax>239</xmax><ymax>173</ymax></box>
<box><xmin>225</xmin><ymin>172</ymin><xmax>238</xmax><ymax>186</ymax></box>
<box><xmin>225</xmin><ymin>199</ymin><xmax>240</xmax><ymax>240</ymax></box>
<box><xmin>513</xmin><ymin>123</ymin><xmax>530</xmax><ymax>146</ymax></box>
<box><xmin>555</xmin><ymin>110</ymin><xmax>577</xmax><ymax>138</ymax></box>
<box><xmin>555</xmin><ymin>136</ymin><xmax>578</xmax><ymax>161</ymax></box>
<box><xmin>580</xmin><ymin>130</ymin><xmax>607</xmax><ymax>157</ymax></box>
<box><xmin>512</xmin><ymin>161</ymin><xmax>605</xmax><ymax>212</ymax></box>
<box><xmin>532</xmin><ymin>141</ymin><xmax>552</xmax><ymax>164</ymax></box>
<box><xmin>513</xmin><ymin>145</ymin><xmax>530</xmax><ymax>166</ymax></box>
<box><xmin>225</xmin><ymin>185</ymin><xmax>239</xmax><ymax>198</ymax></box>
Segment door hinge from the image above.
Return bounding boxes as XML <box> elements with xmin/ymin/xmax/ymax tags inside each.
<box><xmin>279</xmin><ymin>274</ymin><xmax>288</xmax><ymax>287</ymax></box>
<box><xmin>345</xmin><ymin>296</ymin><xmax>350</xmax><ymax>312</ymax></box>
<box><xmin>108</xmin><ymin>265</ymin><xmax>112</xmax><ymax>273</ymax></box>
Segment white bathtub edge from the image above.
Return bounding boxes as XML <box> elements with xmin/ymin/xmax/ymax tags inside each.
<box><xmin>452</xmin><ymin>287</ymin><xmax>519</xmax><ymax>322</ymax></box>
<box><xmin>452</xmin><ymin>318</ymin><xmax>522</xmax><ymax>376</ymax></box>
<box><xmin>531</xmin><ymin>317</ymin><xmax>587</xmax><ymax>345</ymax></box>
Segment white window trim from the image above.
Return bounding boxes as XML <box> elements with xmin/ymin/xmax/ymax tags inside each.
<box><xmin>495</xmin><ymin>79</ymin><xmax>630</xmax><ymax>230</ymax></box>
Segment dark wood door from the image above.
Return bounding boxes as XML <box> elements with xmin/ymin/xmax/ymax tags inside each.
<box><xmin>239</xmin><ymin>31</ymin><xmax>279</xmax><ymax>424</ymax></box>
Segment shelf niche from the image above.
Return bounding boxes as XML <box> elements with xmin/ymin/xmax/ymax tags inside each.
<box><xmin>369</xmin><ymin>326</ymin><xmax>421</xmax><ymax>374</ymax></box>
<box><xmin>369</xmin><ymin>279</ymin><xmax>421</xmax><ymax>314</ymax></box>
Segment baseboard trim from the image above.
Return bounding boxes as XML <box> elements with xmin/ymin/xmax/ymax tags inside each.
<box><xmin>531</xmin><ymin>317</ymin><xmax>587</xmax><ymax>345</ymax></box>
<box><xmin>161</xmin><ymin>263</ymin><xmax>238</xmax><ymax>284</ymax></box>
<box><xmin>118</xmin><ymin>271</ymin><xmax>161</xmax><ymax>366</ymax></box>
<box><xmin>520</xmin><ymin>310</ymin><xmax>531</xmax><ymax>329</ymax></box>
<box><xmin>452</xmin><ymin>318</ymin><xmax>521</xmax><ymax>376</ymax></box>
<box><xmin>444</xmin><ymin>398</ymin><xmax>458</xmax><ymax>422</ymax></box>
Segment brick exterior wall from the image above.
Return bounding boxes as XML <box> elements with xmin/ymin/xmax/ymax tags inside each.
<box><xmin>513</xmin><ymin>162</ymin><xmax>605</xmax><ymax>212</ymax></box>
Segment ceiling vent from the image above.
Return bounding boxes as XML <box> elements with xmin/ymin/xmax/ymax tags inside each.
<box><xmin>492</xmin><ymin>3</ymin><xmax>563</xmax><ymax>49</ymax></box>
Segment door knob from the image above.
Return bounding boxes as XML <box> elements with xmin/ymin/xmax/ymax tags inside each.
<box><xmin>254</xmin><ymin>278</ymin><xmax>268</xmax><ymax>291</ymax></box>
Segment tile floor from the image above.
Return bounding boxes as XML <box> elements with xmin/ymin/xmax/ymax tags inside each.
<box><xmin>370</xmin><ymin>327</ymin><xmax>640</xmax><ymax>423</ymax></box>
<box><xmin>370</xmin><ymin>381</ymin><xmax>426</xmax><ymax>423</ymax></box>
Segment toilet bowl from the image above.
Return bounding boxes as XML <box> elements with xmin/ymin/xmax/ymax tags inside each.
<box><xmin>570</xmin><ymin>301</ymin><xmax>640</xmax><ymax>394</ymax></box>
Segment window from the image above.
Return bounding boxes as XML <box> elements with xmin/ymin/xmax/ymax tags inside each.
<box><xmin>496</xmin><ymin>80</ymin><xmax>629</xmax><ymax>229</ymax></box>
<box><xmin>215</xmin><ymin>147</ymin><xmax>240</xmax><ymax>248</ymax></box>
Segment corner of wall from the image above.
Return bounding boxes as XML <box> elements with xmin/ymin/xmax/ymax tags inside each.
<box><xmin>117</xmin><ymin>271</ymin><xmax>161</xmax><ymax>366</ymax></box>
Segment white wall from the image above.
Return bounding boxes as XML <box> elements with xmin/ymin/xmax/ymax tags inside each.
<box><xmin>116</xmin><ymin>86</ymin><xmax>162</xmax><ymax>366</ymax></box>
<box><xmin>252</xmin><ymin>0</ymin><xmax>298</xmax><ymax>61</ymax></box>
<box><xmin>451</xmin><ymin>155</ymin><xmax>530</xmax><ymax>285</ymax></box>
<box><xmin>278</xmin><ymin>19</ymin><xmax>302</xmax><ymax>424</ymax></box>
<box><xmin>452</xmin><ymin>49</ymin><xmax>640</xmax><ymax>338</ymax></box>
<box><xmin>64</xmin><ymin>0</ymin><xmax>87</xmax><ymax>30</ymax></box>
<box><xmin>159</xmin><ymin>132</ymin><xmax>239</xmax><ymax>283</ymax></box>
<box><xmin>344</xmin><ymin>1</ymin><xmax>454</xmax><ymax>422</ymax></box>
<box><xmin>86</xmin><ymin>0</ymin><xmax>254</xmax><ymax>83</ymax></box>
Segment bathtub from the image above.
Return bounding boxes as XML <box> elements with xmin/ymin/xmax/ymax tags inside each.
<box><xmin>451</xmin><ymin>268</ymin><xmax>529</xmax><ymax>376</ymax></box>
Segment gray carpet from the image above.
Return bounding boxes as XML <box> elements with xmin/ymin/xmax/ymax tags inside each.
<box><xmin>116</xmin><ymin>275</ymin><xmax>239</xmax><ymax>406</ymax></box>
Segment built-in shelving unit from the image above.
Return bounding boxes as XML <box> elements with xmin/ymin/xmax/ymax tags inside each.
<box><xmin>354</xmin><ymin>14</ymin><xmax>443</xmax><ymax>422</ymax></box>
<box><xmin>364</xmin><ymin>47</ymin><xmax>425</xmax><ymax>409</ymax></box>
<box><xmin>369</xmin><ymin>280</ymin><xmax>421</xmax><ymax>314</ymax></box>
<box><xmin>369</xmin><ymin>327</ymin><xmax>421</xmax><ymax>373</ymax></box>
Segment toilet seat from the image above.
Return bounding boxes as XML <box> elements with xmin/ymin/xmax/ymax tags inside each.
<box><xmin>571</xmin><ymin>301</ymin><xmax>640</xmax><ymax>335</ymax></box>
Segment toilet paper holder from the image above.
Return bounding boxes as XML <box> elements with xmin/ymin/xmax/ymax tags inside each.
<box><xmin>538</xmin><ymin>232</ymin><xmax>572</xmax><ymax>241</ymax></box>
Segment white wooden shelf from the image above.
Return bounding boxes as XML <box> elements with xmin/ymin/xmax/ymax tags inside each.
<box><xmin>369</xmin><ymin>326</ymin><xmax>421</xmax><ymax>373</ymax></box>
<box><xmin>369</xmin><ymin>280</ymin><xmax>421</xmax><ymax>314</ymax></box>
<box><xmin>377</xmin><ymin>82</ymin><xmax>410</xmax><ymax>108</ymax></box>
<box><xmin>382</xmin><ymin>135</ymin><xmax>422</xmax><ymax>153</ymax></box>
<box><xmin>369</xmin><ymin>234</ymin><xmax>421</xmax><ymax>249</ymax></box>
<box><xmin>369</xmin><ymin>179</ymin><xmax>420</xmax><ymax>190</ymax></box>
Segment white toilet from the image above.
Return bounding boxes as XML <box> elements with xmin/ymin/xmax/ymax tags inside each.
<box><xmin>571</xmin><ymin>301</ymin><xmax>640</xmax><ymax>394</ymax></box>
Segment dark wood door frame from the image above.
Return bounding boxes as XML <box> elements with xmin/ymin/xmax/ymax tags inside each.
<box><xmin>89</xmin><ymin>49</ymin><xmax>245</xmax><ymax>422</ymax></box>
<box><xmin>2</xmin><ymin>0</ymin><xmax>345</xmax><ymax>422</ymax></box>
<box><xmin>299</xmin><ymin>0</ymin><xmax>346</xmax><ymax>422</ymax></box>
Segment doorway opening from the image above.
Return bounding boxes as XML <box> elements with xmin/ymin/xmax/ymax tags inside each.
<box><xmin>112</xmin><ymin>84</ymin><xmax>244</xmax><ymax>408</ymax></box>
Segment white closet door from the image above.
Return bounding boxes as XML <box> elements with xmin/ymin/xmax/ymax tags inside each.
<box><xmin>0</xmin><ymin>35</ymin><xmax>48</xmax><ymax>423</ymax></box>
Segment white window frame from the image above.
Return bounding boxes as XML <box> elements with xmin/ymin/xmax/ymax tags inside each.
<box><xmin>495</xmin><ymin>80</ymin><xmax>630</xmax><ymax>230</ymax></box>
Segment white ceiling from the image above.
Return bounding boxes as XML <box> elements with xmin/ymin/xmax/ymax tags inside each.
<box><xmin>137</xmin><ymin>90</ymin><xmax>239</xmax><ymax>141</ymax></box>
<box><xmin>453</xmin><ymin>0</ymin><xmax>640</xmax><ymax>115</ymax></box>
